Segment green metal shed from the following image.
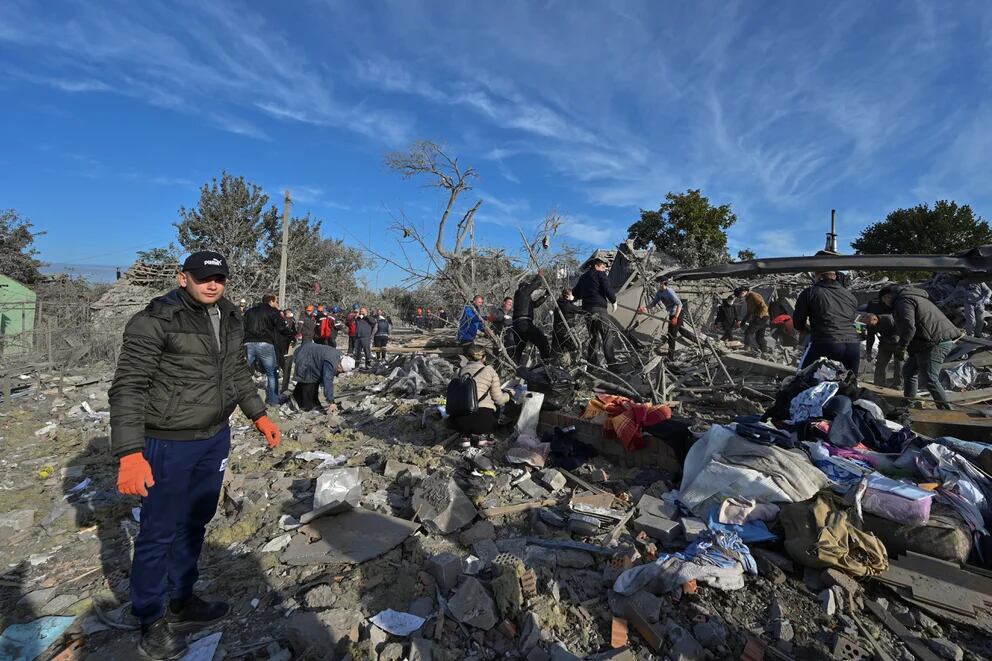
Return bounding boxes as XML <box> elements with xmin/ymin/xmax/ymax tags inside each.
<box><xmin>0</xmin><ymin>274</ymin><xmax>37</xmax><ymax>357</ymax></box>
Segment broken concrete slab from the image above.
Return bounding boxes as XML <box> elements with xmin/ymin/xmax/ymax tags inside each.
<box><xmin>681</xmin><ymin>517</ymin><xmax>706</xmax><ymax>542</ymax></box>
<box><xmin>458</xmin><ymin>519</ymin><xmax>496</xmax><ymax>546</ymax></box>
<box><xmin>0</xmin><ymin>509</ymin><xmax>35</xmax><ymax>533</ymax></box>
<box><xmin>447</xmin><ymin>577</ymin><xmax>498</xmax><ymax>631</ymax></box>
<box><xmin>412</xmin><ymin>474</ymin><xmax>478</xmax><ymax>534</ymax></box>
<box><xmin>280</xmin><ymin>507</ymin><xmax>419</xmax><ymax>566</ymax></box>
<box><xmin>384</xmin><ymin>459</ymin><xmax>425</xmax><ymax>481</ymax></box>
<box><xmin>636</xmin><ymin>494</ymin><xmax>678</xmax><ymax>520</ymax></box>
<box><xmin>536</xmin><ymin>468</ymin><xmax>567</xmax><ymax>492</ymax></box>
<box><xmin>260</xmin><ymin>533</ymin><xmax>292</xmax><ymax>553</ymax></box>
<box><xmin>428</xmin><ymin>552</ymin><xmax>462</xmax><ymax>594</ymax></box>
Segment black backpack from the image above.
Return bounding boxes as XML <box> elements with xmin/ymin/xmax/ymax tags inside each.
<box><xmin>446</xmin><ymin>366</ymin><xmax>490</xmax><ymax>418</ymax></box>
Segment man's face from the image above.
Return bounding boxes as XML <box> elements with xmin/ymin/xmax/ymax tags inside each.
<box><xmin>866</xmin><ymin>314</ymin><xmax>879</xmax><ymax>327</ymax></box>
<box><xmin>360</xmin><ymin>307</ymin><xmax>368</xmax><ymax>316</ymax></box>
<box><xmin>737</xmin><ymin>290</ymin><xmax>747</xmax><ymax>298</ymax></box>
<box><xmin>473</xmin><ymin>297</ymin><xmax>484</xmax><ymax>307</ymax></box>
<box><xmin>881</xmin><ymin>294</ymin><xmax>894</xmax><ymax>307</ymax></box>
<box><xmin>594</xmin><ymin>263</ymin><xmax>607</xmax><ymax>272</ymax></box>
<box><xmin>178</xmin><ymin>272</ymin><xmax>226</xmax><ymax>305</ymax></box>
<box><xmin>503</xmin><ymin>299</ymin><xmax>513</xmax><ymax>311</ymax></box>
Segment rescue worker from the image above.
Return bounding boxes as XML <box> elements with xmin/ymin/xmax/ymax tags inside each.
<box><xmin>574</xmin><ymin>257</ymin><xmax>617</xmax><ymax>365</ymax></box>
<box><xmin>864</xmin><ymin>312</ymin><xmax>903</xmax><ymax>389</ymax></box>
<box><xmin>552</xmin><ymin>287</ymin><xmax>582</xmax><ymax>364</ymax></box>
<box><xmin>457</xmin><ymin>295</ymin><xmax>488</xmax><ymax>344</ymax></box>
<box><xmin>301</xmin><ymin>305</ymin><xmax>316</xmax><ymax>342</ymax></box>
<box><xmin>373</xmin><ymin>309</ymin><xmax>391</xmax><ymax>362</ymax></box>
<box><xmin>243</xmin><ymin>294</ymin><xmax>294</xmax><ymax>405</ymax></box>
<box><xmin>346</xmin><ymin>305</ymin><xmax>359</xmax><ymax>352</ymax></box>
<box><xmin>794</xmin><ymin>271</ymin><xmax>860</xmax><ymax>373</ymax></box>
<box><xmin>413</xmin><ymin>307</ymin><xmax>426</xmax><ymax>330</ymax></box>
<box><xmin>715</xmin><ymin>294</ymin><xmax>738</xmax><ymax>341</ymax></box>
<box><xmin>353</xmin><ymin>306</ymin><xmax>375</xmax><ymax>368</ymax></box>
<box><xmin>109</xmin><ymin>251</ymin><xmax>281</xmax><ymax>658</ymax></box>
<box><xmin>511</xmin><ymin>273</ymin><xmax>552</xmax><ymax>364</ymax></box>
<box><xmin>880</xmin><ymin>284</ymin><xmax>963</xmax><ymax>410</ymax></box>
<box><xmin>293</xmin><ymin>337</ymin><xmax>351</xmax><ymax>412</ymax></box>
<box><xmin>637</xmin><ymin>276</ymin><xmax>690</xmax><ymax>357</ymax></box>
<box><xmin>734</xmin><ymin>285</ymin><xmax>770</xmax><ymax>353</ymax></box>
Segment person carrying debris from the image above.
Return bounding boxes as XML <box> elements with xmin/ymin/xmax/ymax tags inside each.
<box><xmin>864</xmin><ymin>312</ymin><xmax>903</xmax><ymax>389</ymax></box>
<box><xmin>293</xmin><ymin>337</ymin><xmax>353</xmax><ymax>411</ymax></box>
<box><xmin>243</xmin><ymin>293</ymin><xmax>295</xmax><ymax>405</ymax></box>
<box><xmin>638</xmin><ymin>276</ymin><xmax>691</xmax><ymax>357</ymax></box>
<box><xmin>575</xmin><ymin>257</ymin><xmax>617</xmax><ymax>365</ymax></box>
<box><xmin>109</xmin><ymin>251</ymin><xmax>282</xmax><ymax>658</ymax></box>
<box><xmin>457</xmin><ymin>295</ymin><xmax>489</xmax><ymax>343</ymax></box>
<box><xmin>447</xmin><ymin>343</ymin><xmax>510</xmax><ymax>446</ymax></box>
<box><xmin>715</xmin><ymin>293</ymin><xmax>738</xmax><ymax>341</ymax></box>
<box><xmin>793</xmin><ymin>271</ymin><xmax>860</xmax><ymax>373</ymax></box>
<box><xmin>373</xmin><ymin>309</ymin><xmax>391</xmax><ymax>362</ymax></box>
<box><xmin>353</xmin><ymin>306</ymin><xmax>376</xmax><ymax>368</ymax></box>
<box><xmin>552</xmin><ymin>287</ymin><xmax>582</xmax><ymax>363</ymax></box>
<box><xmin>511</xmin><ymin>273</ymin><xmax>553</xmax><ymax>364</ymax></box>
<box><xmin>880</xmin><ymin>284</ymin><xmax>963</xmax><ymax>410</ymax></box>
<box><xmin>732</xmin><ymin>286</ymin><xmax>770</xmax><ymax>353</ymax></box>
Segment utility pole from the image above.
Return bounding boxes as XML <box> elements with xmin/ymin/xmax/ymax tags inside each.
<box><xmin>824</xmin><ymin>209</ymin><xmax>838</xmax><ymax>253</ymax></box>
<box><xmin>278</xmin><ymin>190</ymin><xmax>292</xmax><ymax>306</ymax></box>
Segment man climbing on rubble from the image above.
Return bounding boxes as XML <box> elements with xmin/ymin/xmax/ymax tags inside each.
<box><xmin>292</xmin><ymin>335</ymin><xmax>353</xmax><ymax>412</ymax></box>
<box><xmin>448</xmin><ymin>343</ymin><xmax>511</xmax><ymax>446</ymax></box>
<box><xmin>715</xmin><ymin>293</ymin><xmax>738</xmax><ymax>341</ymax></box>
<box><xmin>511</xmin><ymin>272</ymin><xmax>553</xmax><ymax>364</ymax></box>
<box><xmin>864</xmin><ymin>312</ymin><xmax>903</xmax><ymax>389</ymax></box>
<box><xmin>243</xmin><ymin>293</ymin><xmax>295</xmax><ymax>405</ymax></box>
<box><xmin>637</xmin><ymin>276</ymin><xmax>691</xmax><ymax>357</ymax></box>
<box><xmin>793</xmin><ymin>271</ymin><xmax>860</xmax><ymax>373</ymax></box>
<box><xmin>353</xmin><ymin>306</ymin><xmax>376</xmax><ymax>368</ymax></box>
<box><xmin>575</xmin><ymin>257</ymin><xmax>617</xmax><ymax>365</ymax></box>
<box><xmin>109</xmin><ymin>251</ymin><xmax>282</xmax><ymax>659</ymax></box>
<box><xmin>457</xmin><ymin>295</ymin><xmax>489</xmax><ymax>344</ymax></box>
<box><xmin>733</xmin><ymin>285</ymin><xmax>770</xmax><ymax>353</ymax></box>
<box><xmin>552</xmin><ymin>287</ymin><xmax>582</xmax><ymax>364</ymax></box>
<box><xmin>880</xmin><ymin>284</ymin><xmax>963</xmax><ymax>410</ymax></box>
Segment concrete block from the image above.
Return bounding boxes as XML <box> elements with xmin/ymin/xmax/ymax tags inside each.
<box><xmin>633</xmin><ymin>513</ymin><xmax>683</xmax><ymax>543</ymax></box>
<box><xmin>427</xmin><ymin>552</ymin><xmax>462</xmax><ymax>593</ymax></box>
<box><xmin>537</xmin><ymin>469</ymin><xmax>567</xmax><ymax>492</ymax></box>
<box><xmin>448</xmin><ymin>577</ymin><xmax>498</xmax><ymax>631</ymax></box>
<box><xmin>681</xmin><ymin>517</ymin><xmax>706</xmax><ymax>542</ymax></box>
<box><xmin>636</xmin><ymin>494</ymin><xmax>678</xmax><ymax>520</ymax></box>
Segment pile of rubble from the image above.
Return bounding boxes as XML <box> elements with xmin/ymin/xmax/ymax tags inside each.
<box><xmin>4</xmin><ymin>302</ymin><xmax>992</xmax><ymax>661</ymax></box>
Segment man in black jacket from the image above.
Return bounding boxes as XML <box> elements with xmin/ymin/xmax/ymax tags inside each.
<box><xmin>881</xmin><ymin>284</ymin><xmax>963</xmax><ymax>409</ymax></box>
<box><xmin>511</xmin><ymin>273</ymin><xmax>552</xmax><ymax>364</ymax></box>
<box><xmin>574</xmin><ymin>257</ymin><xmax>617</xmax><ymax>365</ymax></box>
<box><xmin>293</xmin><ymin>338</ymin><xmax>350</xmax><ymax>411</ymax></box>
<box><xmin>552</xmin><ymin>287</ymin><xmax>582</xmax><ymax>363</ymax></box>
<box><xmin>353</xmin><ymin>306</ymin><xmax>376</xmax><ymax>368</ymax></box>
<box><xmin>109</xmin><ymin>251</ymin><xmax>282</xmax><ymax>658</ymax></box>
<box><xmin>864</xmin><ymin>312</ymin><xmax>903</xmax><ymax>389</ymax></box>
<box><xmin>793</xmin><ymin>271</ymin><xmax>860</xmax><ymax>373</ymax></box>
<box><xmin>243</xmin><ymin>294</ymin><xmax>295</xmax><ymax>405</ymax></box>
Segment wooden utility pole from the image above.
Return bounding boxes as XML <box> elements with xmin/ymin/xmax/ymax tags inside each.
<box><xmin>278</xmin><ymin>190</ymin><xmax>292</xmax><ymax>305</ymax></box>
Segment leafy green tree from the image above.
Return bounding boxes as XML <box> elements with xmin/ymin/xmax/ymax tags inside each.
<box><xmin>737</xmin><ymin>249</ymin><xmax>757</xmax><ymax>262</ymax></box>
<box><xmin>627</xmin><ymin>189</ymin><xmax>737</xmax><ymax>267</ymax></box>
<box><xmin>0</xmin><ymin>209</ymin><xmax>44</xmax><ymax>284</ymax></box>
<box><xmin>851</xmin><ymin>201</ymin><xmax>992</xmax><ymax>256</ymax></box>
<box><xmin>175</xmin><ymin>171</ymin><xmax>280</xmax><ymax>299</ymax></box>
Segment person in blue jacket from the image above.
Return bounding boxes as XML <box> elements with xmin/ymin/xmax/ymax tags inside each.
<box><xmin>457</xmin><ymin>295</ymin><xmax>489</xmax><ymax>343</ymax></box>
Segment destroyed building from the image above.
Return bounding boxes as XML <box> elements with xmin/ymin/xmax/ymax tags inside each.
<box><xmin>3</xmin><ymin>245</ymin><xmax>992</xmax><ymax>661</ymax></box>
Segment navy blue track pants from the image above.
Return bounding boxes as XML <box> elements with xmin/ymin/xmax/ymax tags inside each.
<box><xmin>130</xmin><ymin>426</ymin><xmax>230</xmax><ymax>624</ymax></box>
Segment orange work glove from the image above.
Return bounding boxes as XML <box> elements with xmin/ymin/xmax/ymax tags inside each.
<box><xmin>255</xmin><ymin>415</ymin><xmax>281</xmax><ymax>449</ymax></box>
<box><xmin>670</xmin><ymin>314</ymin><xmax>680</xmax><ymax>327</ymax></box>
<box><xmin>117</xmin><ymin>452</ymin><xmax>155</xmax><ymax>497</ymax></box>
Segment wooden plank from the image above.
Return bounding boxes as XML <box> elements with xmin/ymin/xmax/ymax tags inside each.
<box><xmin>909</xmin><ymin>408</ymin><xmax>992</xmax><ymax>441</ymax></box>
<box><xmin>482</xmin><ymin>498</ymin><xmax>556</xmax><ymax>518</ymax></box>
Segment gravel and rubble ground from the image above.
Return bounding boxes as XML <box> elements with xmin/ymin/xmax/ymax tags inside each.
<box><xmin>2</xmin><ymin>337</ymin><xmax>992</xmax><ymax>661</ymax></box>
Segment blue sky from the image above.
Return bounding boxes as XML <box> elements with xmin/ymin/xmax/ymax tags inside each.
<box><xmin>2</xmin><ymin>0</ymin><xmax>991</xmax><ymax>287</ymax></box>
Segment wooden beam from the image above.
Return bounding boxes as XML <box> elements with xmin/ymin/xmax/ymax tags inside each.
<box><xmin>908</xmin><ymin>409</ymin><xmax>992</xmax><ymax>442</ymax></box>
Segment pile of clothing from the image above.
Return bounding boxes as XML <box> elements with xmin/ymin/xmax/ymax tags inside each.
<box><xmin>582</xmin><ymin>394</ymin><xmax>672</xmax><ymax>451</ymax></box>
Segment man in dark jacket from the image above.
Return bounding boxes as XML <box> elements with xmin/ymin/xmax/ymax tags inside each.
<box><xmin>574</xmin><ymin>257</ymin><xmax>617</xmax><ymax>365</ymax></box>
<box><xmin>793</xmin><ymin>272</ymin><xmax>860</xmax><ymax>373</ymax></box>
<box><xmin>715</xmin><ymin>294</ymin><xmax>738</xmax><ymax>341</ymax></box>
<box><xmin>243</xmin><ymin>294</ymin><xmax>294</xmax><ymax>405</ymax></box>
<box><xmin>293</xmin><ymin>338</ymin><xmax>350</xmax><ymax>411</ymax></box>
<box><xmin>511</xmin><ymin>273</ymin><xmax>552</xmax><ymax>364</ymax></box>
<box><xmin>864</xmin><ymin>312</ymin><xmax>903</xmax><ymax>389</ymax></box>
<box><xmin>881</xmin><ymin>284</ymin><xmax>963</xmax><ymax>409</ymax></box>
<box><xmin>353</xmin><ymin>306</ymin><xmax>376</xmax><ymax>368</ymax></box>
<box><xmin>109</xmin><ymin>251</ymin><xmax>282</xmax><ymax>658</ymax></box>
<box><xmin>552</xmin><ymin>287</ymin><xmax>582</xmax><ymax>362</ymax></box>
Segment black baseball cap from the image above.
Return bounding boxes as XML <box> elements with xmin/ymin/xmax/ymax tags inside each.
<box><xmin>181</xmin><ymin>251</ymin><xmax>229</xmax><ymax>279</ymax></box>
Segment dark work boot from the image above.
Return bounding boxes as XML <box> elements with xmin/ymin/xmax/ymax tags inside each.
<box><xmin>139</xmin><ymin>617</ymin><xmax>187</xmax><ymax>659</ymax></box>
<box><xmin>166</xmin><ymin>594</ymin><xmax>230</xmax><ymax>632</ymax></box>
